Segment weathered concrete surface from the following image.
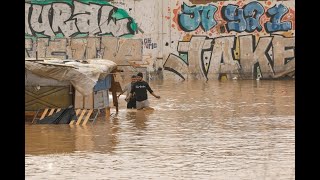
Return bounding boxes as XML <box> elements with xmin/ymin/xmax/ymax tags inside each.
<box><xmin>25</xmin><ymin>0</ymin><xmax>295</xmax><ymax>80</ymax></box>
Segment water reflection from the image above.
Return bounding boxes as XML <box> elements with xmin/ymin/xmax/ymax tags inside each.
<box><xmin>26</xmin><ymin>80</ymin><xmax>294</xmax><ymax>179</ymax></box>
<box><xmin>25</xmin><ymin>125</ymin><xmax>76</xmax><ymax>155</ymax></box>
<box><xmin>26</xmin><ymin>117</ymin><xmax>120</xmax><ymax>155</ymax></box>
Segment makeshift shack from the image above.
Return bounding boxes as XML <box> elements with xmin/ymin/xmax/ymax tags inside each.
<box><xmin>25</xmin><ymin>58</ymin><xmax>122</xmax><ymax>124</ymax></box>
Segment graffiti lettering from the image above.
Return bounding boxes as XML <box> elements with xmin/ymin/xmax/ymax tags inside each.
<box><xmin>25</xmin><ymin>1</ymin><xmax>137</xmax><ymax>37</ymax></box>
<box><xmin>222</xmin><ymin>5</ymin><xmax>246</xmax><ymax>32</ymax></box>
<box><xmin>30</xmin><ymin>4</ymin><xmax>55</xmax><ymax>37</ymax></box>
<box><xmin>222</xmin><ymin>1</ymin><xmax>264</xmax><ymax>32</ymax></box>
<box><xmin>201</xmin><ymin>5</ymin><xmax>218</xmax><ymax>31</ymax></box>
<box><xmin>209</xmin><ymin>36</ymin><xmax>240</xmax><ymax>79</ymax></box>
<box><xmin>178</xmin><ymin>3</ymin><xmax>217</xmax><ymax>32</ymax></box>
<box><xmin>25</xmin><ymin>37</ymin><xmax>143</xmax><ymax>65</ymax></box>
<box><xmin>51</xmin><ymin>3</ymin><xmax>77</xmax><ymax>37</ymax></box>
<box><xmin>178</xmin><ymin>3</ymin><xmax>203</xmax><ymax>32</ymax></box>
<box><xmin>73</xmin><ymin>1</ymin><xmax>101</xmax><ymax>35</ymax></box>
<box><xmin>243</xmin><ymin>2</ymin><xmax>264</xmax><ymax>32</ymax></box>
<box><xmin>143</xmin><ymin>38</ymin><xmax>158</xmax><ymax>49</ymax></box>
<box><xmin>177</xmin><ymin>1</ymin><xmax>293</xmax><ymax>33</ymax></box>
<box><xmin>239</xmin><ymin>35</ymin><xmax>273</xmax><ymax>78</ymax></box>
<box><xmin>265</xmin><ymin>4</ymin><xmax>292</xmax><ymax>33</ymax></box>
<box><xmin>164</xmin><ymin>35</ymin><xmax>295</xmax><ymax>80</ymax></box>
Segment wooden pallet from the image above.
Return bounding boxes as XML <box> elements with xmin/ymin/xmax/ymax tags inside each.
<box><xmin>69</xmin><ymin>109</ymin><xmax>96</xmax><ymax>125</ymax></box>
<box><xmin>32</xmin><ymin>108</ymin><xmax>99</xmax><ymax>125</ymax></box>
<box><xmin>32</xmin><ymin>108</ymin><xmax>62</xmax><ymax>124</ymax></box>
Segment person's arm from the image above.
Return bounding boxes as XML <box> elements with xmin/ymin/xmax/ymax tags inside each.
<box><xmin>151</xmin><ymin>92</ymin><xmax>160</xmax><ymax>99</ymax></box>
<box><xmin>118</xmin><ymin>84</ymin><xmax>128</xmax><ymax>98</ymax></box>
<box><xmin>126</xmin><ymin>93</ymin><xmax>133</xmax><ymax>101</ymax></box>
<box><xmin>146</xmin><ymin>83</ymin><xmax>160</xmax><ymax>99</ymax></box>
<box><xmin>125</xmin><ymin>84</ymin><xmax>135</xmax><ymax>101</ymax></box>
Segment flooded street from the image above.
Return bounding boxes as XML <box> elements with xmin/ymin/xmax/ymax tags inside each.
<box><xmin>25</xmin><ymin>80</ymin><xmax>295</xmax><ymax>179</ymax></box>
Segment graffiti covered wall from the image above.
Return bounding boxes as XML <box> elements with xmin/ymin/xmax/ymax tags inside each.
<box><xmin>25</xmin><ymin>0</ymin><xmax>295</xmax><ymax>80</ymax></box>
<box><xmin>25</xmin><ymin>0</ymin><xmax>143</xmax><ymax>67</ymax></box>
<box><xmin>164</xmin><ymin>0</ymin><xmax>295</xmax><ymax>80</ymax></box>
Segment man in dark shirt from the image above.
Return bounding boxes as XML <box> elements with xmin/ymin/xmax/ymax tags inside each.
<box><xmin>126</xmin><ymin>72</ymin><xmax>160</xmax><ymax>110</ymax></box>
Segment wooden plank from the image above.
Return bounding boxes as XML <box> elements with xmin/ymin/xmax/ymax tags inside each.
<box><xmin>74</xmin><ymin>90</ymin><xmax>84</xmax><ymax>109</ymax></box>
<box><xmin>38</xmin><ymin>62</ymin><xmax>78</xmax><ymax>68</ymax></box>
<box><xmin>76</xmin><ymin>109</ymin><xmax>87</xmax><ymax>125</ymax></box>
<box><xmin>31</xmin><ymin>111</ymin><xmax>39</xmax><ymax>124</ymax></box>
<box><xmin>69</xmin><ymin>120</ymin><xmax>75</xmax><ymax>125</ymax></box>
<box><xmin>75</xmin><ymin>109</ymin><xmax>81</xmax><ymax>116</ymax></box>
<box><xmin>39</xmin><ymin>108</ymin><xmax>49</xmax><ymax>120</ymax></box>
<box><xmin>84</xmin><ymin>93</ymin><xmax>94</xmax><ymax>109</ymax></box>
<box><xmin>25</xmin><ymin>86</ymin><xmax>72</xmax><ymax>111</ymax></box>
<box><xmin>48</xmin><ymin>109</ymin><xmax>55</xmax><ymax>116</ymax></box>
<box><xmin>82</xmin><ymin>109</ymin><xmax>93</xmax><ymax>125</ymax></box>
<box><xmin>75</xmin><ymin>90</ymin><xmax>94</xmax><ymax>109</ymax></box>
<box><xmin>111</xmin><ymin>75</ymin><xmax>119</xmax><ymax>112</ymax></box>
<box><xmin>69</xmin><ymin>109</ymin><xmax>81</xmax><ymax>125</ymax></box>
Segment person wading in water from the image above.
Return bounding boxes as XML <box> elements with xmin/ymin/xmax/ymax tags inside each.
<box><xmin>126</xmin><ymin>72</ymin><xmax>160</xmax><ymax>110</ymax></box>
<box><xmin>118</xmin><ymin>75</ymin><xmax>137</xmax><ymax>109</ymax></box>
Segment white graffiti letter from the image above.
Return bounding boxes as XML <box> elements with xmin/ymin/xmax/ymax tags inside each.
<box><xmin>25</xmin><ymin>3</ymin><xmax>32</xmax><ymax>35</ymax></box>
<box><xmin>240</xmin><ymin>35</ymin><xmax>273</xmax><ymax>78</ymax></box>
<box><xmin>30</xmin><ymin>5</ymin><xmax>55</xmax><ymax>37</ymax></box>
<box><xmin>100</xmin><ymin>6</ymin><xmax>131</xmax><ymax>37</ymax></box>
<box><xmin>209</xmin><ymin>36</ymin><xmax>239</xmax><ymax>79</ymax></box>
<box><xmin>73</xmin><ymin>1</ymin><xmax>101</xmax><ymax>35</ymax></box>
<box><xmin>178</xmin><ymin>36</ymin><xmax>207</xmax><ymax>80</ymax></box>
<box><xmin>52</xmin><ymin>3</ymin><xmax>77</xmax><ymax>37</ymax></box>
<box><xmin>272</xmin><ymin>35</ymin><xmax>295</xmax><ymax>75</ymax></box>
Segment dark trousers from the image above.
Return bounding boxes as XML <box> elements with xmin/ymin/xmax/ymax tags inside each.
<box><xmin>127</xmin><ymin>98</ymin><xmax>136</xmax><ymax>109</ymax></box>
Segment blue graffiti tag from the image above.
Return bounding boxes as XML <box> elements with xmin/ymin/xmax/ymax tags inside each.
<box><xmin>178</xmin><ymin>3</ymin><xmax>217</xmax><ymax>32</ymax></box>
<box><xmin>265</xmin><ymin>4</ymin><xmax>292</xmax><ymax>33</ymax></box>
<box><xmin>178</xmin><ymin>3</ymin><xmax>203</xmax><ymax>32</ymax></box>
<box><xmin>222</xmin><ymin>4</ymin><xmax>246</xmax><ymax>32</ymax></box>
<box><xmin>243</xmin><ymin>1</ymin><xmax>264</xmax><ymax>32</ymax></box>
<box><xmin>178</xmin><ymin>2</ymin><xmax>293</xmax><ymax>33</ymax></box>
<box><xmin>201</xmin><ymin>5</ymin><xmax>217</xmax><ymax>31</ymax></box>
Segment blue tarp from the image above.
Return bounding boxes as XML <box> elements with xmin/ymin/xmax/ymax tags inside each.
<box><xmin>93</xmin><ymin>74</ymin><xmax>112</xmax><ymax>91</ymax></box>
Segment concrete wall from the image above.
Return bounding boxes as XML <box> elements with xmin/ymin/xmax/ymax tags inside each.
<box><xmin>25</xmin><ymin>0</ymin><xmax>295</xmax><ymax>80</ymax></box>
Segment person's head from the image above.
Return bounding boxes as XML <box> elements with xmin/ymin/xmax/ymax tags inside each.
<box><xmin>136</xmin><ymin>72</ymin><xmax>143</xmax><ymax>81</ymax></box>
<box><xmin>131</xmin><ymin>75</ymin><xmax>137</xmax><ymax>82</ymax></box>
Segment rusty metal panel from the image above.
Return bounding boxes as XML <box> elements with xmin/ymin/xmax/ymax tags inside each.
<box><xmin>25</xmin><ymin>86</ymin><xmax>72</xmax><ymax>111</ymax></box>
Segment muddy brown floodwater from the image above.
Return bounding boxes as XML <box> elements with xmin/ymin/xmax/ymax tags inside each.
<box><xmin>26</xmin><ymin>80</ymin><xmax>295</xmax><ymax>179</ymax></box>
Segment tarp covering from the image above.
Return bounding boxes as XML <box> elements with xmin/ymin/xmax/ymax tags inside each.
<box><xmin>25</xmin><ymin>59</ymin><xmax>117</xmax><ymax>95</ymax></box>
<box><xmin>35</xmin><ymin>106</ymin><xmax>77</xmax><ymax>124</ymax></box>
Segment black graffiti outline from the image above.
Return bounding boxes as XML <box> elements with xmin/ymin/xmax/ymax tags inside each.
<box><xmin>200</xmin><ymin>36</ymin><xmax>214</xmax><ymax>80</ymax></box>
<box><xmin>178</xmin><ymin>35</ymin><xmax>214</xmax><ymax>81</ymax></box>
<box><xmin>163</xmin><ymin>53</ymin><xmax>187</xmax><ymax>80</ymax></box>
<box><xmin>25</xmin><ymin>2</ymin><xmax>136</xmax><ymax>38</ymax></box>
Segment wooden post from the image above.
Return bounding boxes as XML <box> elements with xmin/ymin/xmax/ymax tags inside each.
<box><xmin>109</xmin><ymin>68</ymin><xmax>123</xmax><ymax>113</ymax></box>
<box><xmin>105</xmin><ymin>107</ymin><xmax>111</xmax><ymax>119</ymax></box>
<box><xmin>110</xmin><ymin>74</ymin><xmax>119</xmax><ymax>112</ymax></box>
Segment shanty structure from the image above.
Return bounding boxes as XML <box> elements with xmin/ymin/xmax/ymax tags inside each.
<box><xmin>25</xmin><ymin>58</ymin><xmax>122</xmax><ymax>123</ymax></box>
